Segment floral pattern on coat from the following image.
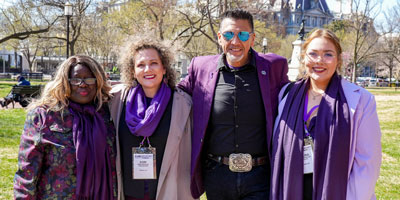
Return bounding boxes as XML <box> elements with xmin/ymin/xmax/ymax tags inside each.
<box><xmin>13</xmin><ymin>105</ymin><xmax>117</xmax><ymax>199</ymax></box>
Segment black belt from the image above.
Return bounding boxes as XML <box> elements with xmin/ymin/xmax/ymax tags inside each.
<box><xmin>207</xmin><ymin>154</ymin><xmax>267</xmax><ymax>166</ymax></box>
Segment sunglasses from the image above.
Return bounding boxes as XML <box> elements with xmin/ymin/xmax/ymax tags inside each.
<box><xmin>222</xmin><ymin>31</ymin><xmax>252</xmax><ymax>42</ymax></box>
<box><xmin>69</xmin><ymin>78</ymin><xmax>97</xmax><ymax>86</ymax></box>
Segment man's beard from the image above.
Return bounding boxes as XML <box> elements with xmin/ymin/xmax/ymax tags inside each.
<box><xmin>226</xmin><ymin>52</ymin><xmax>244</xmax><ymax>65</ymax></box>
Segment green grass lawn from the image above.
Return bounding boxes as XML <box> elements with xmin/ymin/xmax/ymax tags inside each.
<box><xmin>0</xmin><ymin>83</ymin><xmax>15</xmax><ymax>97</ymax></box>
<box><xmin>367</xmin><ymin>87</ymin><xmax>400</xmax><ymax>96</ymax></box>
<box><xmin>0</xmin><ymin>83</ymin><xmax>399</xmax><ymax>199</ymax></box>
<box><xmin>0</xmin><ymin>108</ymin><xmax>26</xmax><ymax>198</ymax></box>
<box><xmin>374</xmin><ymin>98</ymin><xmax>400</xmax><ymax>199</ymax></box>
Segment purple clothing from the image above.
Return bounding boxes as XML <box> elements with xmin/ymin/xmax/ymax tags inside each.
<box><xmin>68</xmin><ymin>102</ymin><xmax>115</xmax><ymax>199</ymax></box>
<box><xmin>178</xmin><ymin>50</ymin><xmax>289</xmax><ymax>198</ymax></box>
<box><xmin>125</xmin><ymin>83</ymin><xmax>171</xmax><ymax>137</ymax></box>
<box><xmin>273</xmin><ymin>79</ymin><xmax>382</xmax><ymax>199</ymax></box>
<box><xmin>271</xmin><ymin>75</ymin><xmax>351</xmax><ymax>199</ymax></box>
<box><xmin>14</xmin><ymin>105</ymin><xmax>117</xmax><ymax>200</ymax></box>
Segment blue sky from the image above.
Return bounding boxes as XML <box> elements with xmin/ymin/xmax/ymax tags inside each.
<box><xmin>376</xmin><ymin>0</ymin><xmax>398</xmax><ymax>23</ymax></box>
<box><xmin>0</xmin><ymin>0</ymin><xmax>397</xmax><ymax>27</ymax></box>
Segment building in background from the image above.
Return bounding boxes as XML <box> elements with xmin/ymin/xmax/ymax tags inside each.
<box><xmin>0</xmin><ymin>50</ymin><xmax>29</xmax><ymax>74</ymax></box>
<box><xmin>268</xmin><ymin>0</ymin><xmax>353</xmax><ymax>35</ymax></box>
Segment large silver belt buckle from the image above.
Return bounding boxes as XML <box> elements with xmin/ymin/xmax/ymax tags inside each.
<box><xmin>229</xmin><ymin>153</ymin><xmax>252</xmax><ymax>172</ymax></box>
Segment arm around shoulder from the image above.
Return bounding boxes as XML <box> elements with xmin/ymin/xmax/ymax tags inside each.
<box><xmin>177</xmin><ymin>57</ymin><xmax>197</xmax><ymax>96</ymax></box>
<box><xmin>276</xmin><ymin>55</ymin><xmax>290</xmax><ymax>88</ymax></box>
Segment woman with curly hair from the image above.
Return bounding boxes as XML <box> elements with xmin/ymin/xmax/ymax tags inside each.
<box><xmin>270</xmin><ymin>29</ymin><xmax>381</xmax><ymax>200</ymax></box>
<box><xmin>14</xmin><ymin>55</ymin><xmax>117</xmax><ymax>199</ymax></box>
<box><xmin>109</xmin><ymin>36</ymin><xmax>194</xmax><ymax>200</ymax></box>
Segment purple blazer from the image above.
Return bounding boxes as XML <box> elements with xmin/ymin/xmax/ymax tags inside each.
<box><xmin>178</xmin><ymin>49</ymin><xmax>289</xmax><ymax>198</ymax></box>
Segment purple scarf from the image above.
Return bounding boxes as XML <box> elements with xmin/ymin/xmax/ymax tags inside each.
<box><xmin>68</xmin><ymin>102</ymin><xmax>114</xmax><ymax>200</ymax></box>
<box><xmin>125</xmin><ymin>83</ymin><xmax>171</xmax><ymax>137</ymax></box>
<box><xmin>271</xmin><ymin>73</ymin><xmax>351</xmax><ymax>199</ymax></box>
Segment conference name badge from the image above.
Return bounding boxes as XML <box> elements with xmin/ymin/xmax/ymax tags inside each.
<box><xmin>132</xmin><ymin>147</ymin><xmax>157</xmax><ymax>179</ymax></box>
<box><xmin>303</xmin><ymin>136</ymin><xmax>314</xmax><ymax>174</ymax></box>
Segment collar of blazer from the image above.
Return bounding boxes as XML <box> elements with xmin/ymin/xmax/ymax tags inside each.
<box><xmin>341</xmin><ymin>79</ymin><xmax>361</xmax><ymax>115</ymax></box>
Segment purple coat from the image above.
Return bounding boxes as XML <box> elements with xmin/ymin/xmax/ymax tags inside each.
<box><xmin>178</xmin><ymin>50</ymin><xmax>289</xmax><ymax>198</ymax></box>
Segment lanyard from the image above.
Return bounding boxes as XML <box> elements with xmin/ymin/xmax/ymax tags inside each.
<box><xmin>303</xmin><ymin>92</ymin><xmax>319</xmax><ymax>137</ymax></box>
<box><xmin>139</xmin><ymin>137</ymin><xmax>152</xmax><ymax>148</ymax></box>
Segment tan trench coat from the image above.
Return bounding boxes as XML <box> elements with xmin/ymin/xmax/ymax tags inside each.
<box><xmin>109</xmin><ymin>84</ymin><xmax>195</xmax><ymax>200</ymax></box>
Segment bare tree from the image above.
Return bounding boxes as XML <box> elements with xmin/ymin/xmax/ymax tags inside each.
<box><xmin>177</xmin><ymin>0</ymin><xmax>273</xmax><ymax>53</ymax></box>
<box><xmin>78</xmin><ymin>9</ymin><xmax>119</xmax><ymax>70</ymax></box>
<box><xmin>377</xmin><ymin>1</ymin><xmax>400</xmax><ymax>84</ymax></box>
<box><xmin>175</xmin><ymin>1</ymin><xmax>220</xmax><ymax>52</ymax></box>
<box><xmin>140</xmin><ymin>0</ymin><xmax>179</xmax><ymax>40</ymax></box>
<box><xmin>19</xmin><ymin>39</ymin><xmax>40</xmax><ymax>72</ymax></box>
<box><xmin>347</xmin><ymin>0</ymin><xmax>385</xmax><ymax>82</ymax></box>
<box><xmin>0</xmin><ymin>0</ymin><xmax>58</xmax><ymax>44</ymax></box>
<box><xmin>33</xmin><ymin>0</ymin><xmax>95</xmax><ymax>56</ymax></box>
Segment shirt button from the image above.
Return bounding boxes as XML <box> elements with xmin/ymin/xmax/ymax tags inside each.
<box><xmin>235</xmin><ymin>125</ymin><xmax>239</xmax><ymax>128</ymax></box>
<box><xmin>235</xmin><ymin>106</ymin><xmax>238</xmax><ymax>109</ymax></box>
<box><xmin>236</xmin><ymin>144</ymin><xmax>239</xmax><ymax>148</ymax></box>
<box><xmin>200</xmin><ymin>138</ymin><xmax>203</xmax><ymax>143</ymax></box>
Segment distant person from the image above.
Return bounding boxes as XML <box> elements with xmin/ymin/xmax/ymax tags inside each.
<box><xmin>17</xmin><ymin>76</ymin><xmax>31</xmax><ymax>86</ymax></box>
<box><xmin>109</xmin><ymin>36</ymin><xmax>194</xmax><ymax>199</ymax></box>
<box><xmin>178</xmin><ymin>9</ymin><xmax>289</xmax><ymax>199</ymax></box>
<box><xmin>13</xmin><ymin>55</ymin><xmax>117</xmax><ymax>199</ymax></box>
<box><xmin>270</xmin><ymin>29</ymin><xmax>381</xmax><ymax>200</ymax></box>
<box><xmin>0</xmin><ymin>76</ymin><xmax>31</xmax><ymax>107</ymax></box>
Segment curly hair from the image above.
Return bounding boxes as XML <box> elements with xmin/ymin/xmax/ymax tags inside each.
<box><xmin>118</xmin><ymin>35</ymin><xmax>176</xmax><ymax>89</ymax></box>
<box><xmin>28</xmin><ymin>55</ymin><xmax>111</xmax><ymax>112</ymax></box>
<box><xmin>299</xmin><ymin>28</ymin><xmax>343</xmax><ymax>78</ymax></box>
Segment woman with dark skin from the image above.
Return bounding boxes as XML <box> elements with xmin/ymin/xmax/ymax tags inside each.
<box><xmin>14</xmin><ymin>55</ymin><xmax>117</xmax><ymax>199</ymax></box>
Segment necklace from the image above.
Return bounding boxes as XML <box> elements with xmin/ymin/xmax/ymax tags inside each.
<box><xmin>309</xmin><ymin>89</ymin><xmax>323</xmax><ymax>100</ymax></box>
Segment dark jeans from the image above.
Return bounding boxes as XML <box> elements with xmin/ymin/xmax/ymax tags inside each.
<box><xmin>1</xmin><ymin>93</ymin><xmax>15</xmax><ymax>107</ymax></box>
<box><xmin>203</xmin><ymin>158</ymin><xmax>270</xmax><ymax>200</ymax></box>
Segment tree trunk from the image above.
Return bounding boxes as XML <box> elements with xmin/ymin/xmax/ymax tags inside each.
<box><xmin>351</xmin><ymin>63</ymin><xmax>357</xmax><ymax>83</ymax></box>
<box><xmin>389</xmin><ymin>56</ymin><xmax>393</xmax><ymax>86</ymax></box>
<box><xmin>70</xmin><ymin>40</ymin><xmax>75</xmax><ymax>56</ymax></box>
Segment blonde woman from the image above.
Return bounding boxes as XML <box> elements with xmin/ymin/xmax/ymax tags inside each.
<box><xmin>14</xmin><ymin>55</ymin><xmax>117</xmax><ymax>199</ymax></box>
<box><xmin>109</xmin><ymin>36</ymin><xmax>194</xmax><ymax>200</ymax></box>
<box><xmin>271</xmin><ymin>29</ymin><xmax>381</xmax><ymax>200</ymax></box>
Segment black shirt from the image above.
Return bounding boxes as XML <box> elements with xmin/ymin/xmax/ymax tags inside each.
<box><xmin>119</xmin><ymin>92</ymin><xmax>173</xmax><ymax>199</ymax></box>
<box><xmin>205</xmin><ymin>53</ymin><xmax>268</xmax><ymax>157</ymax></box>
<box><xmin>304</xmin><ymin>116</ymin><xmax>316</xmax><ymax>200</ymax></box>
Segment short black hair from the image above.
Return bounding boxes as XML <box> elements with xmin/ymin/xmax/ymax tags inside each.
<box><xmin>17</xmin><ymin>76</ymin><xmax>25</xmax><ymax>82</ymax></box>
<box><xmin>220</xmin><ymin>9</ymin><xmax>254</xmax><ymax>32</ymax></box>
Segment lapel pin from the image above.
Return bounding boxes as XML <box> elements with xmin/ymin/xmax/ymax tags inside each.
<box><xmin>261</xmin><ymin>70</ymin><xmax>266</xmax><ymax>75</ymax></box>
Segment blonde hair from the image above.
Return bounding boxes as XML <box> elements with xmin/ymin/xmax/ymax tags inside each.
<box><xmin>28</xmin><ymin>55</ymin><xmax>111</xmax><ymax>111</ymax></box>
<box><xmin>118</xmin><ymin>35</ymin><xmax>176</xmax><ymax>89</ymax></box>
<box><xmin>299</xmin><ymin>29</ymin><xmax>343</xmax><ymax>78</ymax></box>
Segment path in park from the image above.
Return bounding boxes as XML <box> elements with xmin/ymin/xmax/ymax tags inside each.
<box><xmin>0</xmin><ymin>102</ymin><xmax>23</xmax><ymax>110</ymax></box>
<box><xmin>375</xmin><ymin>95</ymin><xmax>400</xmax><ymax>101</ymax></box>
